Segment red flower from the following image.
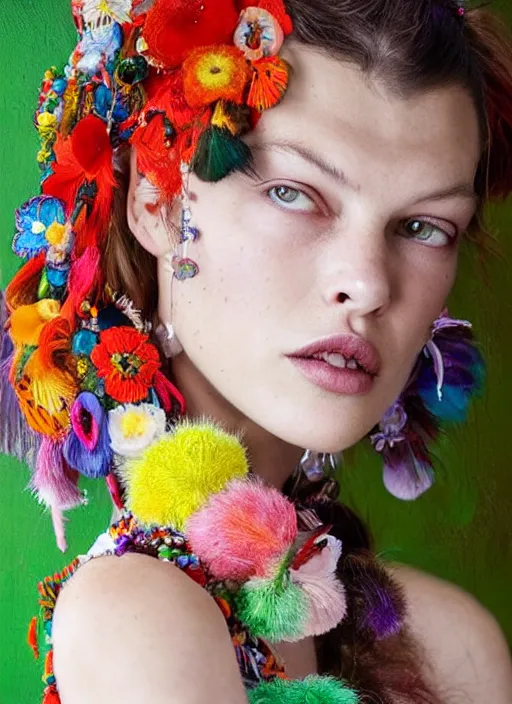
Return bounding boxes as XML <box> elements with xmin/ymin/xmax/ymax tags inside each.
<box><xmin>91</xmin><ymin>327</ymin><xmax>161</xmax><ymax>404</ymax></box>
<box><xmin>142</xmin><ymin>0</ymin><xmax>239</xmax><ymax>70</ymax></box>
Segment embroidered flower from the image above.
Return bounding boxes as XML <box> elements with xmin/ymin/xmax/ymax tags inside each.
<box><xmin>13</xmin><ymin>195</ymin><xmax>66</xmax><ymax>259</ymax></box>
<box><xmin>82</xmin><ymin>0</ymin><xmax>132</xmax><ymax>34</ymax></box>
<box><xmin>63</xmin><ymin>392</ymin><xmax>112</xmax><ymax>478</ymax></box>
<box><xmin>90</xmin><ymin>326</ymin><xmax>160</xmax><ymax>403</ymax></box>
<box><xmin>183</xmin><ymin>46</ymin><xmax>250</xmax><ymax>108</ymax></box>
<box><xmin>108</xmin><ymin>403</ymin><xmax>166</xmax><ymax>457</ymax></box>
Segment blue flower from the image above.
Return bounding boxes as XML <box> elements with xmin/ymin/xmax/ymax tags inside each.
<box><xmin>13</xmin><ymin>195</ymin><xmax>65</xmax><ymax>259</ymax></box>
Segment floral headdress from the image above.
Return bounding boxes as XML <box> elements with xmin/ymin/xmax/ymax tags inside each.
<box><xmin>1</xmin><ymin>0</ymin><xmax>293</xmax><ymax>550</ymax></box>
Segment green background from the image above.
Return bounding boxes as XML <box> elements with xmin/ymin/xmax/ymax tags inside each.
<box><xmin>1</xmin><ymin>1</ymin><xmax>511</xmax><ymax>699</ymax></box>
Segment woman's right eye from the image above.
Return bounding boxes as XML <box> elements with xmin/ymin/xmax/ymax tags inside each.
<box><xmin>267</xmin><ymin>185</ymin><xmax>317</xmax><ymax>213</ymax></box>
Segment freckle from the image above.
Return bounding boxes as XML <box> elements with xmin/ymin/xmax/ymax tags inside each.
<box><xmin>224</xmin><ymin>296</ymin><xmax>228</xmax><ymax>303</ymax></box>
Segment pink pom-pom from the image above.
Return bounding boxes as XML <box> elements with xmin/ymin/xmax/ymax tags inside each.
<box><xmin>187</xmin><ymin>479</ymin><xmax>297</xmax><ymax>581</ymax></box>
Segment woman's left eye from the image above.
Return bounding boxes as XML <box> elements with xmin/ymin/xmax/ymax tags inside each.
<box><xmin>267</xmin><ymin>185</ymin><xmax>317</xmax><ymax>213</ymax></box>
<box><xmin>398</xmin><ymin>218</ymin><xmax>455</xmax><ymax>247</ymax></box>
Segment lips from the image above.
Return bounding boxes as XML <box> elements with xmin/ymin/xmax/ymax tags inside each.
<box><xmin>287</xmin><ymin>334</ymin><xmax>381</xmax><ymax>376</ymax></box>
<box><xmin>285</xmin><ymin>334</ymin><xmax>381</xmax><ymax>396</ymax></box>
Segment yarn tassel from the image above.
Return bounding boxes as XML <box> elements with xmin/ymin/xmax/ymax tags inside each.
<box><xmin>51</xmin><ymin>506</ymin><xmax>68</xmax><ymax>553</ymax></box>
<box><xmin>60</xmin><ymin>246</ymin><xmax>101</xmax><ymax>320</ymax></box>
<box><xmin>0</xmin><ymin>293</ymin><xmax>41</xmax><ymax>468</ymax></box>
<box><xmin>154</xmin><ymin>370</ymin><xmax>186</xmax><ymax>415</ymax></box>
<box><xmin>32</xmin><ymin>436</ymin><xmax>83</xmax><ymax>513</ymax></box>
<box><xmin>27</xmin><ymin>616</ymin><xmax>39</xmax><ymax>659</ymax></box>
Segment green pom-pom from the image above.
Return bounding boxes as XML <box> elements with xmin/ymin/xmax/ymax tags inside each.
<box><xmin>192</xmin><ymin>126</ymin><xmax>253</xmax><ymax>182</ymax></box>
<box><xmin>234</xmin><ymin>576</ymin><xmax>307</xmax><ymax>642</ymax></box>
<box><xmin>247</xmin><ymin>676</ymin><xmax>360</xmax><ymax>704</ymax></box>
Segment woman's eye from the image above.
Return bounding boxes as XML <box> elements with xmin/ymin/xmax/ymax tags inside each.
<box><xmin>267</xmin><ymin>185</ymin><xmax>317</xmax><ymax>213</ymax></box>
<box><xmin>399</xmin><ymin>218</ymin><xmax>454</xmax><ymax>247</ymax></box>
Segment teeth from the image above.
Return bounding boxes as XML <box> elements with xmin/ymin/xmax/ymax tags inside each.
<box><xmin>321</xmin><ymin>353</ymin><xmax>346</xmax><ymax>369</ymax></box>
<box><xmin>312</xmin><ymin>353</ymin><xmax>362</xmax><ymax>370</ymax></box>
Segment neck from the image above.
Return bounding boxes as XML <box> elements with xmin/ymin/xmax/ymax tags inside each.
<box><xmin>170</xmin><ymin>353</ymin><xmax>304</xmax><ymax>490</ymax></box>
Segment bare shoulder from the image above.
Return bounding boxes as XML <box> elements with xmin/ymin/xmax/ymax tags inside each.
<box><xmin>391</xmin><ymin>563</ymin><xmax>512</xmax><ymax>703</ymax></box>
<box><xmin>53</xmin><ymin>553</ymin><xmax>246</xmax><ymax>703</ymax></box>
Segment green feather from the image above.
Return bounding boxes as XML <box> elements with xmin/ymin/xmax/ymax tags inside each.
<box><xmin>248</xmin><ymin>676</ymin><xmax>360</xmax><ymax>704</ymax></box>
<box><xmin>192</xmin><ymin>126</ymin><xmax>253</xmax><ymax>183</ymax></box>
<box><xmin>234</xmin><ymin>576</ymin><xmax>307</xmax><ymax>642</ymax></box>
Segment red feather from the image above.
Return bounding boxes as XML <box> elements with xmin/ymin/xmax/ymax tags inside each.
<box><xmin>42</xmin><ymin>116</ymin><xmax>116</xmax><ymax>252</ymax></box>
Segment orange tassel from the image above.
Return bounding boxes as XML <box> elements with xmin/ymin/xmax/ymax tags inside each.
<box><xmin>247</xmin><ymin>56</ymin><xmax>289</xmax><ymax>112</ymax></box>
<box><xmin>5</xmin><ymin>253</ymin><xmax>46</xmax><ymax>311</ymax></box>
<box><xmin>43</xmin><ymin>649</ymin><xmax>54</xmax><ymax>679</ymax></box>
<box><xmin>27</xmin><ymin>616</ymin><xmax>39</xmax><ymax>659</ymax></box>
<box><xmin>42</xmin><ymin>684</ymin><xmax>61</xmax><ymax>704</ymax></box>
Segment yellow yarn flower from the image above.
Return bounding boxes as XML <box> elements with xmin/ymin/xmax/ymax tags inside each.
<box><xmin>183</xmin><ymin>45</ymin><xmax>250</xmax><ymax>108</ymax></box>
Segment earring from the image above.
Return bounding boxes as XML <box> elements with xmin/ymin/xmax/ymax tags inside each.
<box><xmin>370</xmin><ymin>310</ymin><xmax>485</xmax><ymax>500</ymax></box>
<box><xmin>155</xmin><ymin>322</ymin><xmax>184</xmax><ymax>358</ymax></box>
<box><xmin>172</xmin><ymin>162</ymin><xmax>199</xmax><ymax>281</ymax></box>
<box><xmin>299</xmin><ymin>450</ymin><xmax>340</xmax><ymax>481</ymax></box>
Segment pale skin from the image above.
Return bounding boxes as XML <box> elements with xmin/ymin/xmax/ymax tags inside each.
<box><xmin>52</xmin><ymin>44</ymin><xmax>512</xmax><ymax>702</ymax></box>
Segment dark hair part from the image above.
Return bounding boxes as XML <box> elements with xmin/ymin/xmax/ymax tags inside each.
<box><xmin>102</xmin><ymin>3</ymin><xmax>512</xmax><ymax>702</ymax></box>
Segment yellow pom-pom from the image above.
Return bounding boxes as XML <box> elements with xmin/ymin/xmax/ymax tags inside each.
<box><xmin>125</xmin><ymin>421</ymin><xmax>249</xmax><ymax>529</ymax></box>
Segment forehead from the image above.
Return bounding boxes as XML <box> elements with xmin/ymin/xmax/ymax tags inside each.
<box><xmin>251</xmin><ymin>42</ymin><xmax>481</xmax><ymax>187</ymax></box>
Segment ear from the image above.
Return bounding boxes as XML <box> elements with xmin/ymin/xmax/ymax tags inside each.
<box><xmin>126</xmin><ymin>149</ymin><xmax>178</xmax><ymax>257</ymax></box>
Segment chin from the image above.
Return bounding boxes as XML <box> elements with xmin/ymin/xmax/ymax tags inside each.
<box><xmin>252</xmin><ymin>398</ymin><xmax>382</xmax><ymax>454</ymax></box>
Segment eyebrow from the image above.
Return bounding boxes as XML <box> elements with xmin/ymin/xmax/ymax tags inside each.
<box><xmin>252</xmin><ymin>139</ymin><xmax>477</xmax><ymax>204</ymax></box>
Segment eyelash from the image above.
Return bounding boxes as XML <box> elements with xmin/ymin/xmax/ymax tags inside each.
<box><xmin>265</xmin><ymin>184</ymin><xmax>457</xmax><ymax>247</ymax></box>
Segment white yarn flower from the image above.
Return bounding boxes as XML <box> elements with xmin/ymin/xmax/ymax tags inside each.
<box><xmin>108</xmin><ymin>403</ymin><xmax>166</xmax><ymax>458</ymax></box>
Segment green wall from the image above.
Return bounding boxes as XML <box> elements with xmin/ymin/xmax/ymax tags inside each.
<box><xmin>1</xmin><ymin>1</ymin><xmax>511</xmax><ymax>699</ymax></box>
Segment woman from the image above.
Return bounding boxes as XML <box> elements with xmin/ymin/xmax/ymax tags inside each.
<box><xmin>2</xmin><ymin>0</ymin><xmax>512</xmax><ymax>702</ymax></box>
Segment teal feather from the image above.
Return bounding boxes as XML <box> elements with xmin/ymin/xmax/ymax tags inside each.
<box><xmin>192</xmin><ymin>126</ymin><xmax>253</xmax><ymax>183</ymax></box>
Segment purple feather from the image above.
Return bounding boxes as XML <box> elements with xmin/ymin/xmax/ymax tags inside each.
<box><xmin>0</xmin><ymin>291</ymin><xmax>41</xmax><ymax>469</ymax></box>
<box><xmin>361</xmin><ymin>584</ymin><xmax>403</xmax><ymax>640</ymax></box>
<box><xmin>382</xmin><ymin>438</ymin><xmax>434</xmax><ymax>501</ymax></box>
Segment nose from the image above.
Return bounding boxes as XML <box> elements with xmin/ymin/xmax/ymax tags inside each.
<box><xmin>321</xmin><ymin>221</ymin><xmax>392</xmax><ymax>319</ymax></box>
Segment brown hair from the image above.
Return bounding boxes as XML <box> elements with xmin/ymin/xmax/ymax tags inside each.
<box><xmin>102</xmin><ymin>3</ymin><xmax>512</xmax><ymax>701</ymax></box>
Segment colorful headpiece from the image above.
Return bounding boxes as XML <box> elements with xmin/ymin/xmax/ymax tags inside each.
<box><xmin>1</xmin><ymin>0</ymin><xmax>293</xmax><ymax>550</ymax></box>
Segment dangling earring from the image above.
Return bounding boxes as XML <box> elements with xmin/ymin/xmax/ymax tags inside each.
<box><xmin>155</xmin><ymin>322</ymin><xmax>184</xmax><ymax>358</ymax></box>
<box><xmin>370</xmin><ymin>310</ymin><xmax>485</xmax><ymax>500</ymax></box>
<box><xmin>299</xmin><ymin>450</ymin><xmax>340</xmax><ymax>481</ymax></box>
<box><xmin>171</xmin><ymin>162</ymin><xmax>200</xmax><ymax>281</ymax></box>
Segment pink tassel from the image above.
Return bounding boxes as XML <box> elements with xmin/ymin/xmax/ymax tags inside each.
<box><xmin>61</xmin><ymin>246</ymin><xmax>101</xmax><ymax>320</ymax></box>
<box><xmin>32</xmin><ymin>436</ymin><xmax>83</xmax><ymax>510</ymax></box>
<box><xmin>154</xmin><ymin>370</ymin><xmax>186</xmax><ymax>415</ymax></box>
<box><xmin>187</xmin><ymin>479</ymin><xmax>297</xmax><ymax>581</ymax></box>
<box><xmin>291</xmin><ymin>536</ymin><xmax>347</xmax><ymax>637</ymax></box>
<box><xmin>51</xmin><ymin>506</ymin><xmax>68</xmax><ymax>553</ymax></box>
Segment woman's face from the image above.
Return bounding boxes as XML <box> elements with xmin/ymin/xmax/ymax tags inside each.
<box><xmin>165</xmin><ymin>44</ymin><xmax>481</xmax><ymax>453</ymax></box>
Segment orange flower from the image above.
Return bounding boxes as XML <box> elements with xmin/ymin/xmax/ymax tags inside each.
<box><xmin>183</xmin><ymin>45</ymin><xmax>250</xmax><ymax>108</ymax></box>
<box><xmin>91</xmin><ymin>327</ymin><xmax>160</xmax><ymax>403</ymax></box>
